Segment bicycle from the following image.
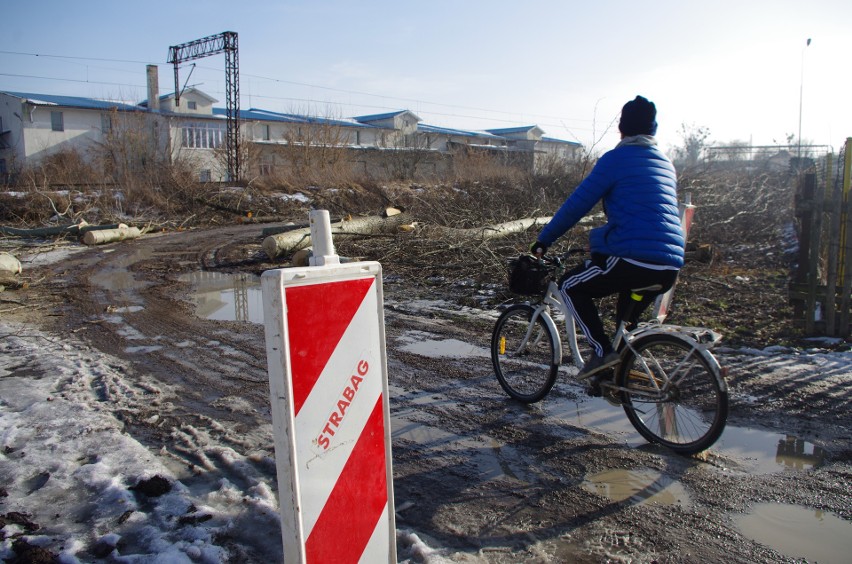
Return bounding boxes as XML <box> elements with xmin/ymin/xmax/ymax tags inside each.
<box><xmin>491</xmin><ymin>250</ymin><xmax>729</xmax><ymax>455</ymax></box>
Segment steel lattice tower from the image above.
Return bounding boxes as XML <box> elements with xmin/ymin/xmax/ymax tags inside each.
<box><xmin>168</xmin><ymin>31</ymin><xmax>240</xmax><ymax>181</ymax></box>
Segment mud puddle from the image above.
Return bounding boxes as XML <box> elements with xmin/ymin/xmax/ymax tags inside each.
<box><xmin>391</xmin><ymin>334</ymin><xmax>829</xmax><ymax>474</ymax></box>
<box><xmin>581</xmin><ymin>468</ymin><xmax>691</xmax><ymax>507</ymax></box>
<box><xmin>180</xmin><ymin>271</ymin><xmax>264</xmax><ymax>324</ymax></box>
<box><xmin>734</xmin><ymin>502</ymin><xmax>852</xmax><ymax>562</ymax></box>
<box><xmin>712</xmin><ymin>426</ymin><xmax>826</xmax><ymax>473</ymax></box>
<box><xmin>89</xmin><ymin>247</ymin><xmax>154</xmax><ymax>303</ymax></box>
<box><xmin>396</xmin><ymin>331</ymin><xmax>490</xmax><ymax>359</ymax></box>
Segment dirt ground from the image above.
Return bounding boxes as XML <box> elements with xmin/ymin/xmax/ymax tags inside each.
<box><xmin>3</xmin><ymin>222</ymin><xmax>851</xmax><ymax>562</ymax></box>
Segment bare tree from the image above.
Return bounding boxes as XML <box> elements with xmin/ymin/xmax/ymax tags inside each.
<box><xmin>672</xmin><ymin>123</ymin><xmax>712</xmax><ymax>171</ymax></box>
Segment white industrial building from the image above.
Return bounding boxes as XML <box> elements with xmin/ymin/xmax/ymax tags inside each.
<box><xmin>0</xmin><ymin>67</ymin><xmax>581</xmax><ymax>183</ymax></box>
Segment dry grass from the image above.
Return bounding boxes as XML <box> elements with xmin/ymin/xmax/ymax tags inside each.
<box><xmin>2</xmin><ymin>143</ymin><xmax>799</xmax><ymax>268</ymax></box>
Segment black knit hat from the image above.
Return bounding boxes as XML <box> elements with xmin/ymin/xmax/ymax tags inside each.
<box><xmin>619</xmin><ymin>95</ymin><xmax>658</xmax><ymax>136</ymax></box>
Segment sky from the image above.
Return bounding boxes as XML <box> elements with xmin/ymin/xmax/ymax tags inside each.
<box><xmin>2</xmin><ymin>1</ymin><xmax>851</xmax><ymax>153</ymax></box>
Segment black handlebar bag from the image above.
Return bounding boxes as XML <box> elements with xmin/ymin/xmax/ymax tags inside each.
<box><xmin>508</xmin><ymin>255</ymin><xmax>551</xmax><ymax>296</ymax></box>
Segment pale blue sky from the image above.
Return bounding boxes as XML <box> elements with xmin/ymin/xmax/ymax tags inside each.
<box><xmin>2</xmin><ymin>0</ymin><xmax>850</xmax><ymax>153</ymax></box>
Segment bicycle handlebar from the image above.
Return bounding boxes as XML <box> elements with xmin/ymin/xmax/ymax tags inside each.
<box><xmin>533</xmin><ymin>248</ymin><xmax>588</xmax><ymax>265</ymax></box>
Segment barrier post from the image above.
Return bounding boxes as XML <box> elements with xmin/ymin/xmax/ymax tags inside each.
<box><xmin>652</xmin><ymin>193</ymin><xmax>695</xmax><ymax>322</ymax></box>
<box><xmin>261</xmin><ymin>210</ymin><xmax>396</xmax><ymax>563</ymax></box>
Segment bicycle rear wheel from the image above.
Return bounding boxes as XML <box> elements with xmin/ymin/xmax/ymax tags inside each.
<box><xmin>618</xmin><ymin>333</ymin><xmax>728</xmax><ymax>455</ymax></box>
<box><xmin>491</xmin><ymin>304</ymin><xmax>559</xmax><ymax>403</ymax></box>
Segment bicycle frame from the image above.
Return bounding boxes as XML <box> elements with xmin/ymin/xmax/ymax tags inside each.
<box><xmin>526</xmin><ymin>279</ymin><xmax>629</xmax><ymax>371</ymax></box>
<box><xmin>524</xmin><ymin>278</ymin><xmax>727</xmax><ymax>395</ymax></box>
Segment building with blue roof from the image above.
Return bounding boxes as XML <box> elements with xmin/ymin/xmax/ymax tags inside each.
<box><xmin>1</xmin><ymin>67</ymin><xmax>581</xmax><ymax>183</ymax></box>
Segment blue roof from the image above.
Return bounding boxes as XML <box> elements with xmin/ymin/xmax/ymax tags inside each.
<box><xmin>418</xmin><ymin>123</ymin><xmax>499</xmax><ymax>139</ymax></box>
<box><xmin>2</xmin><ymin>89</ymin><xmax>581</xmax><ymax>146</ymax></box>
<box><xmin>542</xmin><ymin>136</ymin><xmax>582</xmax><ymax>147</ymax></box>
<box><xmin>214</xmin><ymin>107</ymin><xmax>375</xmax><ymax>128</ymax></box>
<box><xmin>354</xmin><ymin>110</ymin><xmax>418</xmax><ymax>123</ymax></box>
<box><xmin>1</xmin><ymin>91</ymin><xmax>142</xmax><ymax>112</ymax></box>
<box><xmin>485</xmin><ymin>126</ymin><xmax>541</xmax><ymax>135</ymax></box>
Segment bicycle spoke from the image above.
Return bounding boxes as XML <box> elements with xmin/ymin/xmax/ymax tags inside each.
<box><xmin>619</xmin><ymin>334</ymin><xmax>728</xmax><ymax>454</ymax></box>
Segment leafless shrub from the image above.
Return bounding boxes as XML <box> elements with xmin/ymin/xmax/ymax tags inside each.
<box><xmin>450</xmin><ymin>145</ymin><xmax>527</xmax><ymax>186</ymax></box>
<box><xmin>18</xmin><ymin>149</ymin><xmax>98</xmax><ymax>189</ymax></box>
<box><xmin>682</xmin><ymin>167</ymin><xmax>796</xmax><ymax>246</ymax></box>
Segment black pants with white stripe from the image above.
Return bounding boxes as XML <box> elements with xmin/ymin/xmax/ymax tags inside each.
<box><xmin>558</xmin><ymin>254</ymin><xmax>679</xmax><ymax>357</ymax></box>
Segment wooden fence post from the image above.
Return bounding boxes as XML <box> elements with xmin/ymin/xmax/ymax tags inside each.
<box><xmin>824</xmin><ymin>154</ymin><xmax>840</xmax><ymax>335</ymax></box>
<box><xmin>794</xmin><ymin>174</ymin><xmax>814</xmax><ymax>328</ymax></box>
<box><xmin>804</xmin><ymin>172</ymin><xmax>824</xmax><ymax>334</ymax></box>
<box><xmin>837</xmin><ymin>139</ymin><xmax>852</xmax><ymax>335</ymax></box>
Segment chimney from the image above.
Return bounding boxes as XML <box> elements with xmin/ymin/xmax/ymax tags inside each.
<box><xmin>146</xmin><ymin>65</ymin><xmax>160</xmax><ymax>112</ymax></box>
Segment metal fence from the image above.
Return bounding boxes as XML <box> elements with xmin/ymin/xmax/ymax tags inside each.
<box><xmin>790</xmin><ymin>138</ymin><xmax>852</xmax><ymax>335</ymax></box>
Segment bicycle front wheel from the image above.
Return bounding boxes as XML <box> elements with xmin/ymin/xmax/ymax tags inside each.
<box><xmin>491</xmin><ymin>304</ymin><xmax>559</xmax><ymax>403</ymax></box>
<box><xmin>618</xmin><ymin>334</ymin><xmax>728</xmax><ymax>455</ymax></box>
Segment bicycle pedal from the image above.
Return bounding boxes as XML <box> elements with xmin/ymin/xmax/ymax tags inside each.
<box><xmin>590</xmin><ymin>380</ymin><xmax>621</xmax><ymax>405</ymax></box>
<box><xmin>602</xmin><ymin>392</ymin><xmax>622</xmax><ymax>407</ymax></box>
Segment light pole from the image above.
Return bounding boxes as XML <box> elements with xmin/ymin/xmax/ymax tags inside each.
<box><xmin>797</xmin><ymin>37</ymin><xmax>812</xmax><ymax>163</ymax></box>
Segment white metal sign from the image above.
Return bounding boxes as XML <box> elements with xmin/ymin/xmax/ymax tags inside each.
<box><xmin>262</xmin><ymin>212</ymin><xmax>395</xmax><ymax>563</ymax></box>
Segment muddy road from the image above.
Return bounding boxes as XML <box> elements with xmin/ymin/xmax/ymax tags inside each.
<box><xmin>7</xmin><ymin>224</ymin><xmax>852</xmax><ymax>562</ymax></box>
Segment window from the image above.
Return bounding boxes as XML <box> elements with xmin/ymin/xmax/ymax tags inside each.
<box><xmin>262</xmin><ymin>124</ymin><xmax>270</xmax><ymax>141</ymax></box>
<box><xmin>260</xmin><ymin>163</ymin><xmax>272</xmax><ymax>176</ymax></box>
<box><xmin>188</xmin><ymin>101</ymin><xmax>197</xmax><ymax>110</ymax></box>
<box><xmin>101</xmin><ymin>113</ymin><xmax>112</xmax><ymax>134</ymax></box>
<box><xmin>181</xmin><ymin>122</ymin><xmax>225</xmax><ymax>149</ymax></box>
<box><xmin>199</xmin><ymin>169</ymin><xmax>211</xmax><ymax>182</ymax></box>
<box><xmin>51</xmin><ymin>111</ymin><xmax>64</xmax><ymax>132</ymax></box>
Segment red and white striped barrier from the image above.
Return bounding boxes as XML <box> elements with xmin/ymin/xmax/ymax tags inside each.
<box><xmin>262</xmin><ymin>211</ymin><xmax>395</xmax><ymax>563</ymax></box>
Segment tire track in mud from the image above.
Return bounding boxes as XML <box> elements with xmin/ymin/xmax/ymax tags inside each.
<box><xmin>41</xmin><ymin>226</ymin><xmax>279</xmax><ymax>499</ymax></box>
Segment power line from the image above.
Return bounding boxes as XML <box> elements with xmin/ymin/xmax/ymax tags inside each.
<box><xmin>0</xmin><ymin>72</ymin><xmax>145</xmax><ymax>91</ymax></box>
<box><xmin>1</xmin><ymin>50</ymin><xmax>599</xmax><ymax>134</ymax></box>
<box><xmin>0</xmin><ymin>71</ymin><xmax>599</xmax><ymax>135</ymax></box>
<box><xmin>0</xmin><ymin>49</ymin><xmax>154</xmax><ymax>65</ymax></box>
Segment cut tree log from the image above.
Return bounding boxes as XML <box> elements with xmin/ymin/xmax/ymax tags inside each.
<box><xmin>418</xmin><ymin>217</ymin><xmax>553</xmax><ymax>242</ymax></box>
<box><xmin>262</xmin><ymin>213</ymin><xmax>415</xmax><ymax>259</ymax></box>
<box><xmin>82</xmin><ymin>226</ymin><xmax>142</xmax><ymax>246</ymax></box>
<box><xmin>0</xmin><ymin>253</ymin><xmax>22</xmax><ymax>275</ymax></box>
<box><xmin>261</xmin><ymin>213</ymin><xmax>553</xmax><ymax>259</ymax></box>
<box><xmin>0</xmin><ymin>221</ymin><xmax>125</xmax><ymax>238</ymax></box>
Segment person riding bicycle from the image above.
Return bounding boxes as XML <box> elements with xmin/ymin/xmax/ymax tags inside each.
<box><xmin>530</xmin><ymin>95</ymin><xmax>685</xmax><ymax>387</ymax></box>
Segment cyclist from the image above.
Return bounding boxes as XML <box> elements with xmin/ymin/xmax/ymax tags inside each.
<box><xmin>530</xmin><ymin>95</ymin><xmax>685</xmax><ymax>388</ymax></box>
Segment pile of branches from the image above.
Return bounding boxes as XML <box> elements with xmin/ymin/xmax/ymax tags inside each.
<box><xmin>680</xmin><ymin>168</ymin><xmax>797</xmax><ymax>247</ymax></box>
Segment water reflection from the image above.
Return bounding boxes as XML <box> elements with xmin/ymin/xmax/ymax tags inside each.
<box><xmin>180</xmin><ymin>271</ymin><xmax>263</xmax><ymax>324</ymax></box>
<box><xmin>735</xmin><ymin>502</ymin><xmax>852</xmax><ymax>562</ymax></box>
<box><xmin>582</xmin><ymin>468</ymin><xmax>691</xmax><ymax>507</ymax></box>
<box><xmin>775</xmin><ymin>435</ymin><xmax>825</xmax><ymax>470</ymax></box>
<box><xmin>714</xmin><ymin>426</ymin><xmax>826</xmax><ymax>474</ymax></box>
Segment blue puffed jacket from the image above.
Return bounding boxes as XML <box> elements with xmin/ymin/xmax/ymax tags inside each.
<box><xmin>536</xmin><ymin>136</ymin><xmax>685</xmax><ymax>268</ymax></box>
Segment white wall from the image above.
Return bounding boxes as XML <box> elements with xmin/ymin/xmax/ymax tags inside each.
<box><xmin>22</xmin><ymin>105</ymin><xmax>106</xmax><ymax>163</ymax></box>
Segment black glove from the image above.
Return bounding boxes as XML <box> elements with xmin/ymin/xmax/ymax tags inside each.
<box><xmin>529</xmin><ymin>241</ymin><xmax>549</xmax><ymax>256</ymax></box>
